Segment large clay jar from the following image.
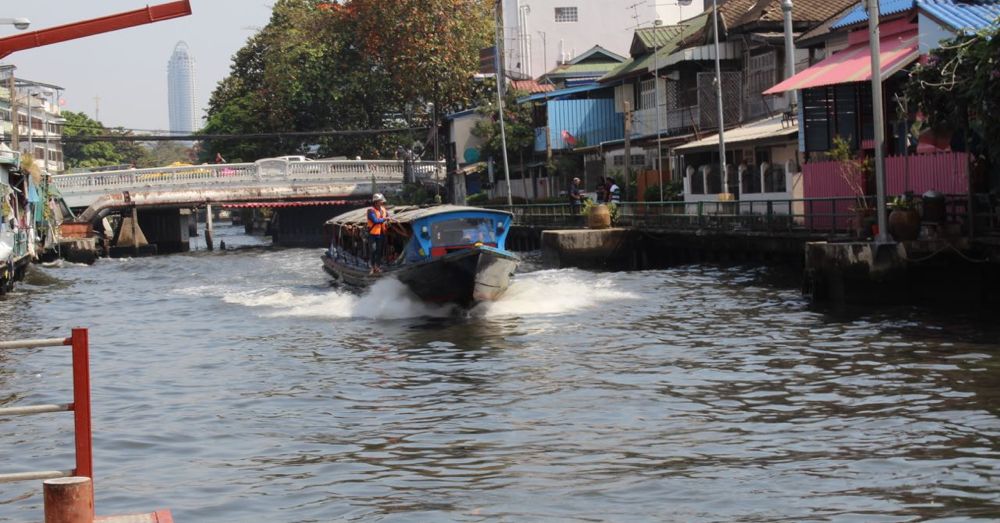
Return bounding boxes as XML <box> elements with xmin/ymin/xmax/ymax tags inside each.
<box><xmin>888</xmin><ymin>208</ymin><xmax>920</xmax><ymax>241</ymax></box>
<box><xmin>588</xmin><ymin>204</ymin><xmax>611</xmax><ymax>229</ymax></box>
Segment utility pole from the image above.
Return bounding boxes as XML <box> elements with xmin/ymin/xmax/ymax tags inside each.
<box><xmin>432</xmin><ymin>100</ymin><xmax>440</xmax><ymax>198</ymax></box>
<box><xmin>6</xmin><ymin>67</ymin><xmax>17</xmax><ymax>149</ymax></box>
<box><xmin>653</xmin><ymin>19</ymin><xmax>664</xmax><ymax>201</ymax></box>
<box><xmin>26</xmin><ymin>91</ymin><xmax>32</xmax><ymax>157</ymax></box>
<box><xmin>538</xmin><ymin>31</ymin><xmax>547</xmax><ymax>74</ymax></box>
<box><xmin>711</xmin><ymin>0</ymin><xmax>728</xmax><ymax>197</ymax></box>
<box><xmin>494</xmin><ymin>0</ymin><xmax>513</xmax><ymax>206</ymax></box>
<box><xmin>93</xmin><ymin>95</ymin><xmax>100</xmax><ymax>122</ymax></box>
<box><xmin>624</xmin><ymin>101</ymin><xmax>632</xmax><ymax>201</ymax></box>
<box><xmin>782</xmin><ymin>0</ymin><xmax>797</xmax><ymax>113</ymax></box>
<box><xmin>866</xmin><ymin>0</ymin><xmax>889</xmax><ymax>243</ymax></box>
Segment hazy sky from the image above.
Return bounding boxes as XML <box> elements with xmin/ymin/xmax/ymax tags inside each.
<box><xmin>5</xmin><ymin>1</ymin><xmax>275</xmax><ymax>131</ymax></box>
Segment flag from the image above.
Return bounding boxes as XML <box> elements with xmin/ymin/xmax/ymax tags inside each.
<box><xmin>561</xmin><ymin>130</ymin><xmax>577</xmax><ymax>148</ymax></box>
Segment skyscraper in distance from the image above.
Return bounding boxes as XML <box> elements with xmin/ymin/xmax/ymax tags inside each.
<box><xmin>167</xmin><ymin>41</ymin><xmax>196</xmax><ymax>134</ymax></box>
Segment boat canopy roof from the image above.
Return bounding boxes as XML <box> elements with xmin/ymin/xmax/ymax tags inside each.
<box><xmin>324</xmin><ymin>204</ymin><xmax>513</xmax><ymax>227</ymax></box>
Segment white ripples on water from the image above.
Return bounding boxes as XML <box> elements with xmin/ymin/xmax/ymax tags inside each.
<box><xmin>1</xmin><ymin>225</ymin><xmax>998</xmax><ymax>522</ymax></box>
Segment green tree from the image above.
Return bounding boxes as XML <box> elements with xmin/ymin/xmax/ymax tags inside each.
<box><xmin>202</xmin><ymin>0</ymin><xmax>492</xmax><ymax>162</ymax></box>
<box><xmin>108</xmin><ymin>128</ymin><xmax>154</xmax><ymax>168</ymax></box>
<box><xmin>147</xmin><ymin>142</ymin><xmax>195</xmax><ymax>166</ymax></box>
<box><xmin>905</xmin><ymin>26</ymin><xmax>1000</xmax><ymax>166</ymax></box>
<box><xmin>60</xmin><ymin>111</ymin><xmax>123</xmax><ymax>169</ymax></box>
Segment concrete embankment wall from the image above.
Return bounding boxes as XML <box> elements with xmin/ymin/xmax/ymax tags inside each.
<box><xmin>535</xmin><ymin>226</ymin><xmax>1000</xmax><ymax>309</ymax></box>
<box><xmin>535</xmin><ymin>228</ymin><xmax>810</xmax><ymax>271</ymax></box>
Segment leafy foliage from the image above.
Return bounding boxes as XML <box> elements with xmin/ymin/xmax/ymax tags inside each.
<box><xmin>203</xmin><ymin>0</ymin><xmax>493</xmax><ymax>162</ymax></box>
<box><xmin>61</xmin><ymin>111</ymin><xmax>123</xmax><ymax>169</ymax></box>
<box><xmin>471</xmin><ymin>84</ymin><xmax>535</xmax><ymax>174</ymax></box>
<box><xmin>828</xmin><ymin>135</ymin><xmax>873</xmax><ymax>210</ymax></box>
<box><xmin>644</xmin><ymin>180</ymin><xmax>683</xmax><ymax>202</ymax></box>
<box><xmin>905</xmin><ymin>26</ymin><xmax>1000</xmax><ymax>164</ymax></box>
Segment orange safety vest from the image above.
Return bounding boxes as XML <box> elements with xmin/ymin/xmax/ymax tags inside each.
<box><xmin>367</xmin><ymin>206</ymin><xmax>388</xmax><ymax>235</ymax></box>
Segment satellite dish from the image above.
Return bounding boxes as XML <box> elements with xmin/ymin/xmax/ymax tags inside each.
<box><xmin>678</xmin><ymin>0</ymin><xmax>693</xmax><ymax>5</ymax></box>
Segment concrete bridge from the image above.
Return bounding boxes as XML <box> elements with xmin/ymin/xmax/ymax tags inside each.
<box><xmin>52</xmin><ymin>158</ymin><xmax>444</xmax><ymax>253</ymax></box>
<box><xmin>53</xmin><ymin>158</ymin><xmax>444</xmax><ymax>210</ymax></box>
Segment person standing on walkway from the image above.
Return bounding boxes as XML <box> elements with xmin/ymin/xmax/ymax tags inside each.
<box><xmin>608</xmin><ymin>179</ymin><xmax>621</xmax><ymax>204</ymax></box>
<box><xmin>569</xmin><ymin>177</ymin><xmax>585</xmax><ymax>217</ymax></box>
<box><xmin>367</xmin><ymin>193</ymin><xmax>391</xmax><ymax>274</ymax></box>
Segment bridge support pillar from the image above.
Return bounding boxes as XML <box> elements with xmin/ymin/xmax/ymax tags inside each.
<box><xmin>137</xmin><ymin>208</ymin><xmax>190</xmax><ymax>254</ymax></box>
<box><xmin>205</xmin><ymin>204</ymin><xmax>214</xmax><ymax>251</ymax></box>
<box><xmin>272</xmin><ymin>205</ymin><xmax>357</xmax><ymax>247</ymax></box>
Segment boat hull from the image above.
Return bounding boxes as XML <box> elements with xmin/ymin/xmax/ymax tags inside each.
<box><xmin>322</xmin><ymin>247</ymin><xmax>518</xmax><ymax>307</ymax></box>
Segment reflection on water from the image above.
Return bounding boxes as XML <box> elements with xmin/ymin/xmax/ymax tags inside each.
<box><xmin>0</xmin><ymin>225</ymin><xmax>998</xmax><ymax>522</ymax></box>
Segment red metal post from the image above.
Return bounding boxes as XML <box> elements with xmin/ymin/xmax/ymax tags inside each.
<box><xmin>70</xmin><ymin>328</ymin><xmax>93</xmax><ymax>480</ymax></box>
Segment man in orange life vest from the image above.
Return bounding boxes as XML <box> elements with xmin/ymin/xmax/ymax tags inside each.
<box><xmin>367</xmin><ymin>193</ymin><xmax>391</xmax><ymax>274</ymax></box>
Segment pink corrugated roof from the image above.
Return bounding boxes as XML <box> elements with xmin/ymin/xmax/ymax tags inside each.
<box><xmin>763</xmin><ymin>29</ymin><xmax>918</xmax><ymax>94</ymax></box>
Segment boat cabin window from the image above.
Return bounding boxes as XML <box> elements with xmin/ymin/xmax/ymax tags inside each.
<box><xmin>430</xmin><ymin>217</ymin><xmax>496</xmax><ymax>246</ymax></box>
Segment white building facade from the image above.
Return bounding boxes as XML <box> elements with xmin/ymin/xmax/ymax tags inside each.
<box><xmin>167</xmin><ymin>41</ymin><xmax>197</xmax><ymax>134</ymax></box>
<box><xmin>503</xmin><ymin>0</ymin><xmax>704</xmax><ymax>78</ymax></box>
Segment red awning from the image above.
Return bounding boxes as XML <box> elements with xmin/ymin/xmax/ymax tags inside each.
<box><xmin>763</xmin><ymin>30</ymin><xmax>918</xmax><ymax>94</ymax></box>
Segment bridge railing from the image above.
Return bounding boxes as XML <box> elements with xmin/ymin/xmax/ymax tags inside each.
<box><xmin>0</xmin><ymin>328</ymin><xmax>92</xmax><ymax>484</ymax></box>
<box><xmin>52</xmin><ymin>159</ymin><xmax>443</xmax><ymax>195</ymax></box>
<box><xmin>52</xmin><ymin>163</ymin><xmax>259</xmax><ymax>190</ymax></box>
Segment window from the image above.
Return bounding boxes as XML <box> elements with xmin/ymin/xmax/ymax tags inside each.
<box><xmin>431</xmin><ymin>217</ymin><xmax>496</xmax><ymax>246</ymax></box>
<box><xmin>640</xmin><ymin>79</ymin><xmax>656</xmax><ymax>110</ymax></box>
<box><xmin>554</xmin><ymin>7</ymin><xmax>578</xmax><ymax>22</ymax></box>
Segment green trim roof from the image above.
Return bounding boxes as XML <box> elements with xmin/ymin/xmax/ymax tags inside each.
<box><xmin>602</xmin><ymin>13</ymin><xmax>711</xmax><ymax>83</ymax></box>
<box><xmin>633</xmin><ymin>25</ymin><xmax>689</xmax><ymax>54</ymax></box>
<box><xmin>548</xmin><ymin>62</ymin><xmax>621</xmax><ymax>77</ymax></box>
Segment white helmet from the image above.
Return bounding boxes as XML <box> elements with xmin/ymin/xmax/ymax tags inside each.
<box><xmin>372</xmin><ymin>193</ymin><xmax>386</xmax><ymax>202</ymax></box>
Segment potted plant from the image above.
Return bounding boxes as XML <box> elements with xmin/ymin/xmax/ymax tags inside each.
<box><xmin>828</xmin><ymin>137</ymin><xmax>875</xmax><ymax>238</ymax></box>
<box><xmin>888</xmin><ymin>193</ymin><xmax>920</xmax><ymax>241</ymax></box>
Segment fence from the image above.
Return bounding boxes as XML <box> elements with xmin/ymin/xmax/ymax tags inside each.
<box><xmin>802</xmin><ymin>152</ymin><xmax>970</xmax><ymax>230</ymax></box>
<box><xmin>0</xmin><ymin>328</ymin><xmax>92</xmax><ymax>484</ymax></box>
<box><xmin>485</xmin><ymin>193</ymin><xmax>975</xmax><ymax>236</ymax></box>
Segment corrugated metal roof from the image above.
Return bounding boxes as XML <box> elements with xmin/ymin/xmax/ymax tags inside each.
<box><xmin>518</xmin><ymin>82</ymin><xmax>611</xmax><ymax>102</ymax></box>
<box><xmin>602</xmin><ymin>13</ymin><xmax>710</xmax><ymax>83</ymax></box>
<box><xmin>633</xmin><ymin>25</ymin><xmax>689</xmax><ymax>53</ymax></box>
<box><xmin>674</xmin><ymin>115</ymin><xmax>798</xmax><ymax>153</ymax></box>
<box><xmin>919</xmin><ymin>0</ymin><xmax>1000</xmax><ymax>32</ymax></box>
<box><xmin>764</xmin><ymin>29</ymin><xmax>919</xmax><ymax>93</ymax></box>
<box><xmin>510</xmin><ymin>80</ymin><xmax>555</xmax><ymax>94</ymax></box>
<box><xmin>832</xmin><ymin>0</ymin><xmax>915</xmax><ymax>29</ymax></box>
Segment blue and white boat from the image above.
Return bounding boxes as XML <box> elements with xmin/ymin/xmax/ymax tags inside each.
<box><xmin>321</xmin><ymin>204</ymin><xmax>519</xmax><ymax>307</ymax></box>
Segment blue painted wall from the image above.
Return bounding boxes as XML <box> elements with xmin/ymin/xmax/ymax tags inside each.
<box><xmin>534</xmin><ymin>99</ymin><xmax>624</xmax><ymax>152</ymax></box>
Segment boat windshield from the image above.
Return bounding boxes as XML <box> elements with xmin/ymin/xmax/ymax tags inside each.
<box><xmin>430</xmin><ymin>217</ymin><xmax>496</xmax><ymax>246</ymax></box>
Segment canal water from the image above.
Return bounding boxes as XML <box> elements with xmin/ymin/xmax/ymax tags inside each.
<box><xmin>1</xmin><ymin>224</ymin><xmax>998</xmax><ymax>522</ymax></box>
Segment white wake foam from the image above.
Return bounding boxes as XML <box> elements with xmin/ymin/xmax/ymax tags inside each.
<box><xmin>213</xmin><ymin>277</ymin><xmax>454</xmax><ymax>320</ymax></box>
<box><xmin>476</xmin><ymin>269</ymin><xmax>639</xmax><ymax>317</ymax></box>
<box><xmin>181</xmin><ymin>269</ymin><xmax>638</xmax><ymax>320</ymax></box>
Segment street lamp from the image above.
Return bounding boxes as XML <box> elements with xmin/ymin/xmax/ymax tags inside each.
<box><xmin>0</xmin><ymin>18</ymin><xmax>30</xmax><ymax>30</ymax></box>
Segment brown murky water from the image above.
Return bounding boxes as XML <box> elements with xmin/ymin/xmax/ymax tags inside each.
<box><xmin>1</xmin><ymin>225</ymin><xmax>998</xmax><ymax>522</ymax></box>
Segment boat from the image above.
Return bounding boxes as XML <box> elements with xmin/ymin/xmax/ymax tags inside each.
<box><xmin>321</xmin><ymin>204</ymin><xmax>519</xmax><ymax>307</ymax></box>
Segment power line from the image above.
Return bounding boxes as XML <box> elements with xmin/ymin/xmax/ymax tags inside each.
<box><xmin>60</xmin><ymin>127</ymin><xmax>431</xmax><ymax>143</ymax></box>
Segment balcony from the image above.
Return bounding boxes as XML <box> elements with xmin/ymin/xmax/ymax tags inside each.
<box><xmin>631</xmin><ymin>105</ymin><xmax>702</xmax><ymax>138</ymax></box>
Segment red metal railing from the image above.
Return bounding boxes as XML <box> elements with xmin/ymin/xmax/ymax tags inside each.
<box><xmin>0</xmin><ymin>328</ymin><xmax>92</xmax><ymax>483</ymax></box>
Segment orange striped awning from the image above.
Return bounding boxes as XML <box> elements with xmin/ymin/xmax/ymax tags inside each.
<box><xmin>763</xmin><ymin>29</ymin><xmax>918</xmax><ymax>94</ymax></box>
